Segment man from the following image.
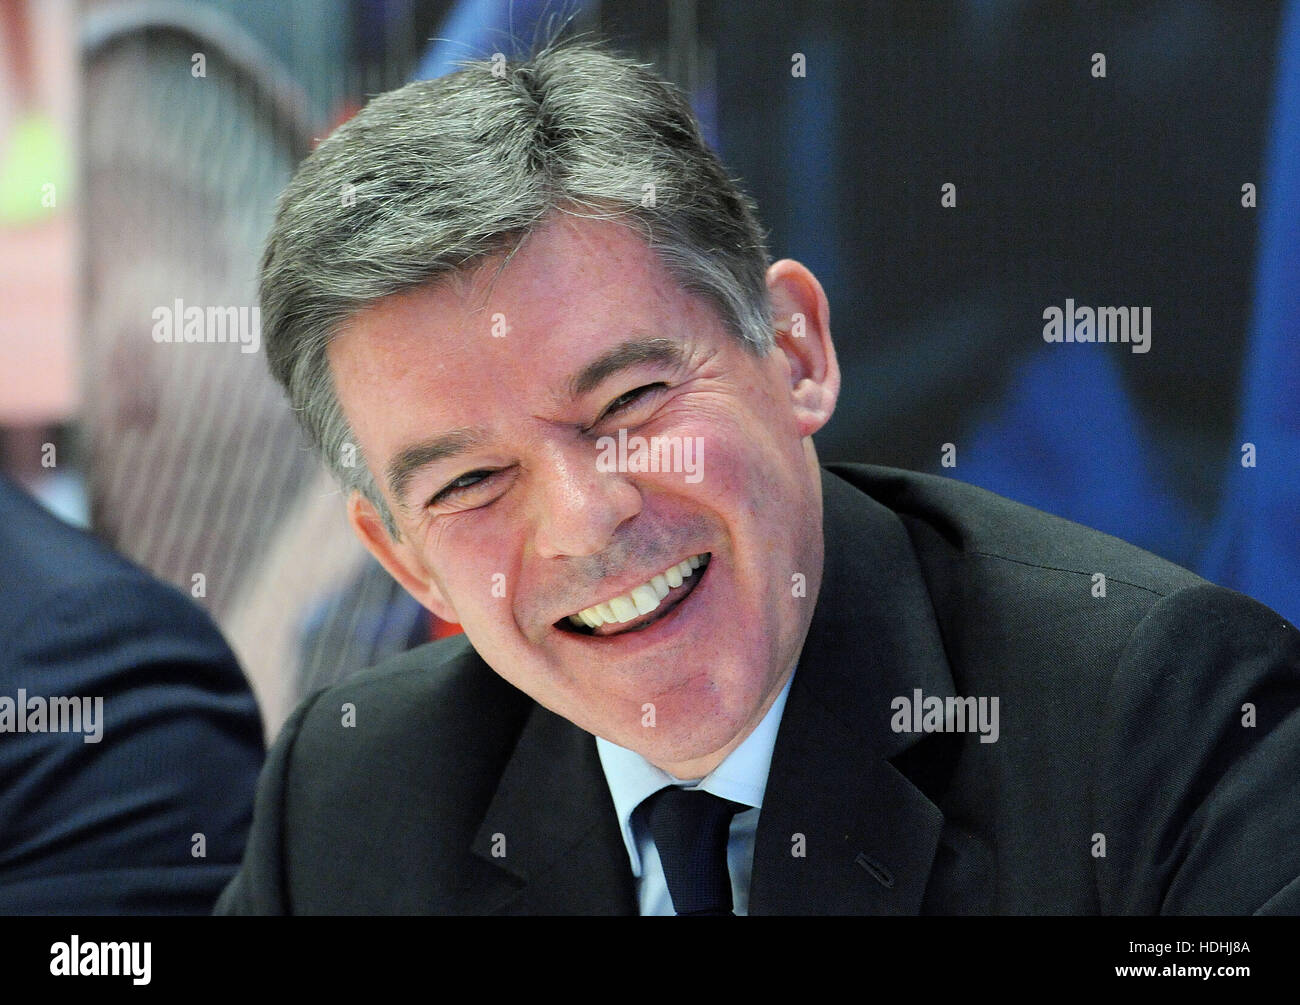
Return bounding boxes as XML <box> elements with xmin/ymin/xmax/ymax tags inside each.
<box><xmin>0</xmin><ymin>473</ymin><xmax>264</xmax><ymax>913</ymax></box>
<box><xmin>217</xmin><ymin>37</ymin><xmax>1300</xmax><ymax>915</ymax></box>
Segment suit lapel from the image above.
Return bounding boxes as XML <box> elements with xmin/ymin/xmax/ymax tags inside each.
<box><xmin>467</xmin><ymin>703</ymin><xmax>636</xmax><ymax>915</ymax></box>
<box><xmin>750</xmin><ymin>468</ymin><xmax>955</xmax><ymax>914</ymax></box>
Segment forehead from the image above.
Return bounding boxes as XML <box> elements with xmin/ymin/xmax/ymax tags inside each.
<box><xmin>332</xmin><ymin>214</ymin><xmax>686</xmax><ymax>369</ymax></box>
<box><xmin>326</xmin><ymin>214</ymin><xmax>719</xmax><ymax>455</ymax></box>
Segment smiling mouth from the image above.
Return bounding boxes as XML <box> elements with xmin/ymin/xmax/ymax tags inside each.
<box><xmin>555</xmin><ymin>553</ymin><xmax>712</xmax><ymax>638</ymax></box>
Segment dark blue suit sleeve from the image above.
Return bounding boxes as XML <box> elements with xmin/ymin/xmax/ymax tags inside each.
<box><xmin>0</xmin><ymin>569</ymin><xmax>265</xmax><ymax>914</ymax></box>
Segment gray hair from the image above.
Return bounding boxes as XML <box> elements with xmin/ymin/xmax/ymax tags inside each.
<box><xmin>261</xmin><ymin>34</ymin><xmax>772</xmax><ymax>538</ymax></box>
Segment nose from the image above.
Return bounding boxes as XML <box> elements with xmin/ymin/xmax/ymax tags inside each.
<box><xmin>531</xmin><ymin>438</ymin><xmax>641</xmax><ymax>559</ymax></box>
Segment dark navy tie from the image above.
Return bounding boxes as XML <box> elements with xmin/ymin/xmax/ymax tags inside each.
<box><xmin>642</xmin><ymin>787</ymin><xmax>746</xmax><ymax>916</ymax></box>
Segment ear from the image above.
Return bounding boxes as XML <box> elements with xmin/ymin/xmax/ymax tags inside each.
<box><xmin>346</xmin><ymin>491</ymin><xmax>460</xmax><ymax>625</ymax></box>
<box><xmin>766</xmin><ymin>259</ymin><xmax>840</xmax><ymax>438</ymax></box>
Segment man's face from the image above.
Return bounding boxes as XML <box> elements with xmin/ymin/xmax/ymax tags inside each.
<box><xmin>329</xmin><ymin>213</ymin><xmax>838</xmax><ymax>777</ymax></box>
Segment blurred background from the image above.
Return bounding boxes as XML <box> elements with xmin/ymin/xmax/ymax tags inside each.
<box><xmin>1</xmin><ymin>0</ymin><xmax>1295</xmax><ymax>738</ymax></box>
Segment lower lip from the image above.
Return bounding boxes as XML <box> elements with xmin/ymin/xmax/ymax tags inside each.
<box><xmin>558</xmin><ymin>558</ymin><xmax>712</xmax><ymax>652</ymax></box>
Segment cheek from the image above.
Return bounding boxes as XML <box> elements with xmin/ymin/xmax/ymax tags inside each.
<box><xmin>418</xmin><ymin>523</ymin><xmax>516</xmax><ymax>627</ymax></box>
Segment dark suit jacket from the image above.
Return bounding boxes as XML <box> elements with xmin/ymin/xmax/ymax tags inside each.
<box><xmin>216</xmin><ymin>464</ymin><xmax>1300</xmax><ymax>914</ymax></box>
<box><xmin>0</xmin><ymin>475</ymin><xmax>265</xmax><ymax>914</ymax></box>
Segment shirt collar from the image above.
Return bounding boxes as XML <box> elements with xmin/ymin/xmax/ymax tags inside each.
<box><xmin>596</xmin><ymin>667</ymin><xmax>797</xmax><ymax>875</ymax></box>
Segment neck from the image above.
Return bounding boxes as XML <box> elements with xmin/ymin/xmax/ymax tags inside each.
<box><xmin>649</xmin><ymin>659</ymin><xmax>797</xmax><ymax>780</ymax></box>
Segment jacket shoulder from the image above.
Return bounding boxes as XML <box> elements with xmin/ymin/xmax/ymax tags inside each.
<box><xmin>821</xmin><ymin>465</ymin><xmax>1300</xmax><ymax>915</ymax></box>
<box><xmin>296</xmin><ymin>632</ymin><xmax>529</xmax><ymax>744</ymax></box>
<box><xmin>823</xmin><ymin>462</ymin><xmax>1206</xmax><ymax>597</ymax></box>
<box><xmin>281</xmin><ymin>635</ymin><xmax>531</xmax><ymax>911</ymax></box>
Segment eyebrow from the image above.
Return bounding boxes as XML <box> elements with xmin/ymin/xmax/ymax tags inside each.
<box><xmin>387</xmin><ymin>336</ymin><xmax>690</xmax><ymax>508</ymax></box>
<box><xmin>386</xmin><ymin>428</ymin><xmax>484</xmax><ymax>509</ymax></box>
<box><xmin>569</xmin><ymin>336</ymin><xmax>689</xmax><ymax>399</ymax></box>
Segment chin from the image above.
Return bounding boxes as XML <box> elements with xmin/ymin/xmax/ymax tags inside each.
<box><xmin>607</xmin><ymin>682</ymin><xmax>761</xmax><ymax>766</ymax></box>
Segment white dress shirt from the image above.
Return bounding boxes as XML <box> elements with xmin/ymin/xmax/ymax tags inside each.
<box><xmin>595</xmin><ymin>669</ymin><xmax>796</xmax><ymax>915</ymax></box>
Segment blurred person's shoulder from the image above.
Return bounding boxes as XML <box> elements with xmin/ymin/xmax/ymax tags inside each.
<box><xmin>0</xmin><ymin>473</ymin><xmax>178</xmax><ymax>602</ymax></box>
<box><xmin>0</xmin><ymin>472</ymin><xmax>246</xmax><ymax>669</ymax></box>
<box><xmin>0</xmin><ymin>476</ymin><xmax>264</xmax><ymax>913</ymax></box>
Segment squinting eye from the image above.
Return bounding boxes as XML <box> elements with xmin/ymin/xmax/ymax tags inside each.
<box><xmin>601</xmin><ymin>383</ymin><xmax>667</xmax><ymax>421</ymax></box>
<box><xmin>429</xmin><ymin>470</ymin><xmax>495</xmax><ymax>507</ymax></box>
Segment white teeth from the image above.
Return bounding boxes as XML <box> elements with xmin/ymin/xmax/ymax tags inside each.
<box><xmin>567</xmin><ymin>553</ymin><xmax>709</xmax><ymax>631</ymax></box>
<box><xmin>630</xmin><ymin>585</ymin><xmax>660</xmax><ymax>616</ymax></box>
<box><xmin>608</xmin><ymin>595</ymin><xmax>638</xmax><ymax>623</ymax></box>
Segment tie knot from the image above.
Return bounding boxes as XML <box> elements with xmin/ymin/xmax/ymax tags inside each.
<box><xmin>641</xmin><ymin>787</ymin><xmax>746</xmax><ymax>916</ymax></box>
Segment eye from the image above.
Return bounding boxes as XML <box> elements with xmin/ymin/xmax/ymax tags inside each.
<box><xmin>428</xmin><ymin>469</ymin><xmax>500</xmax><ymax>509</ymax></box>
<box><xmin>598</xmin><ymin>382</ymin><xmax>668</xmax><ymax>423</ymax></box>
